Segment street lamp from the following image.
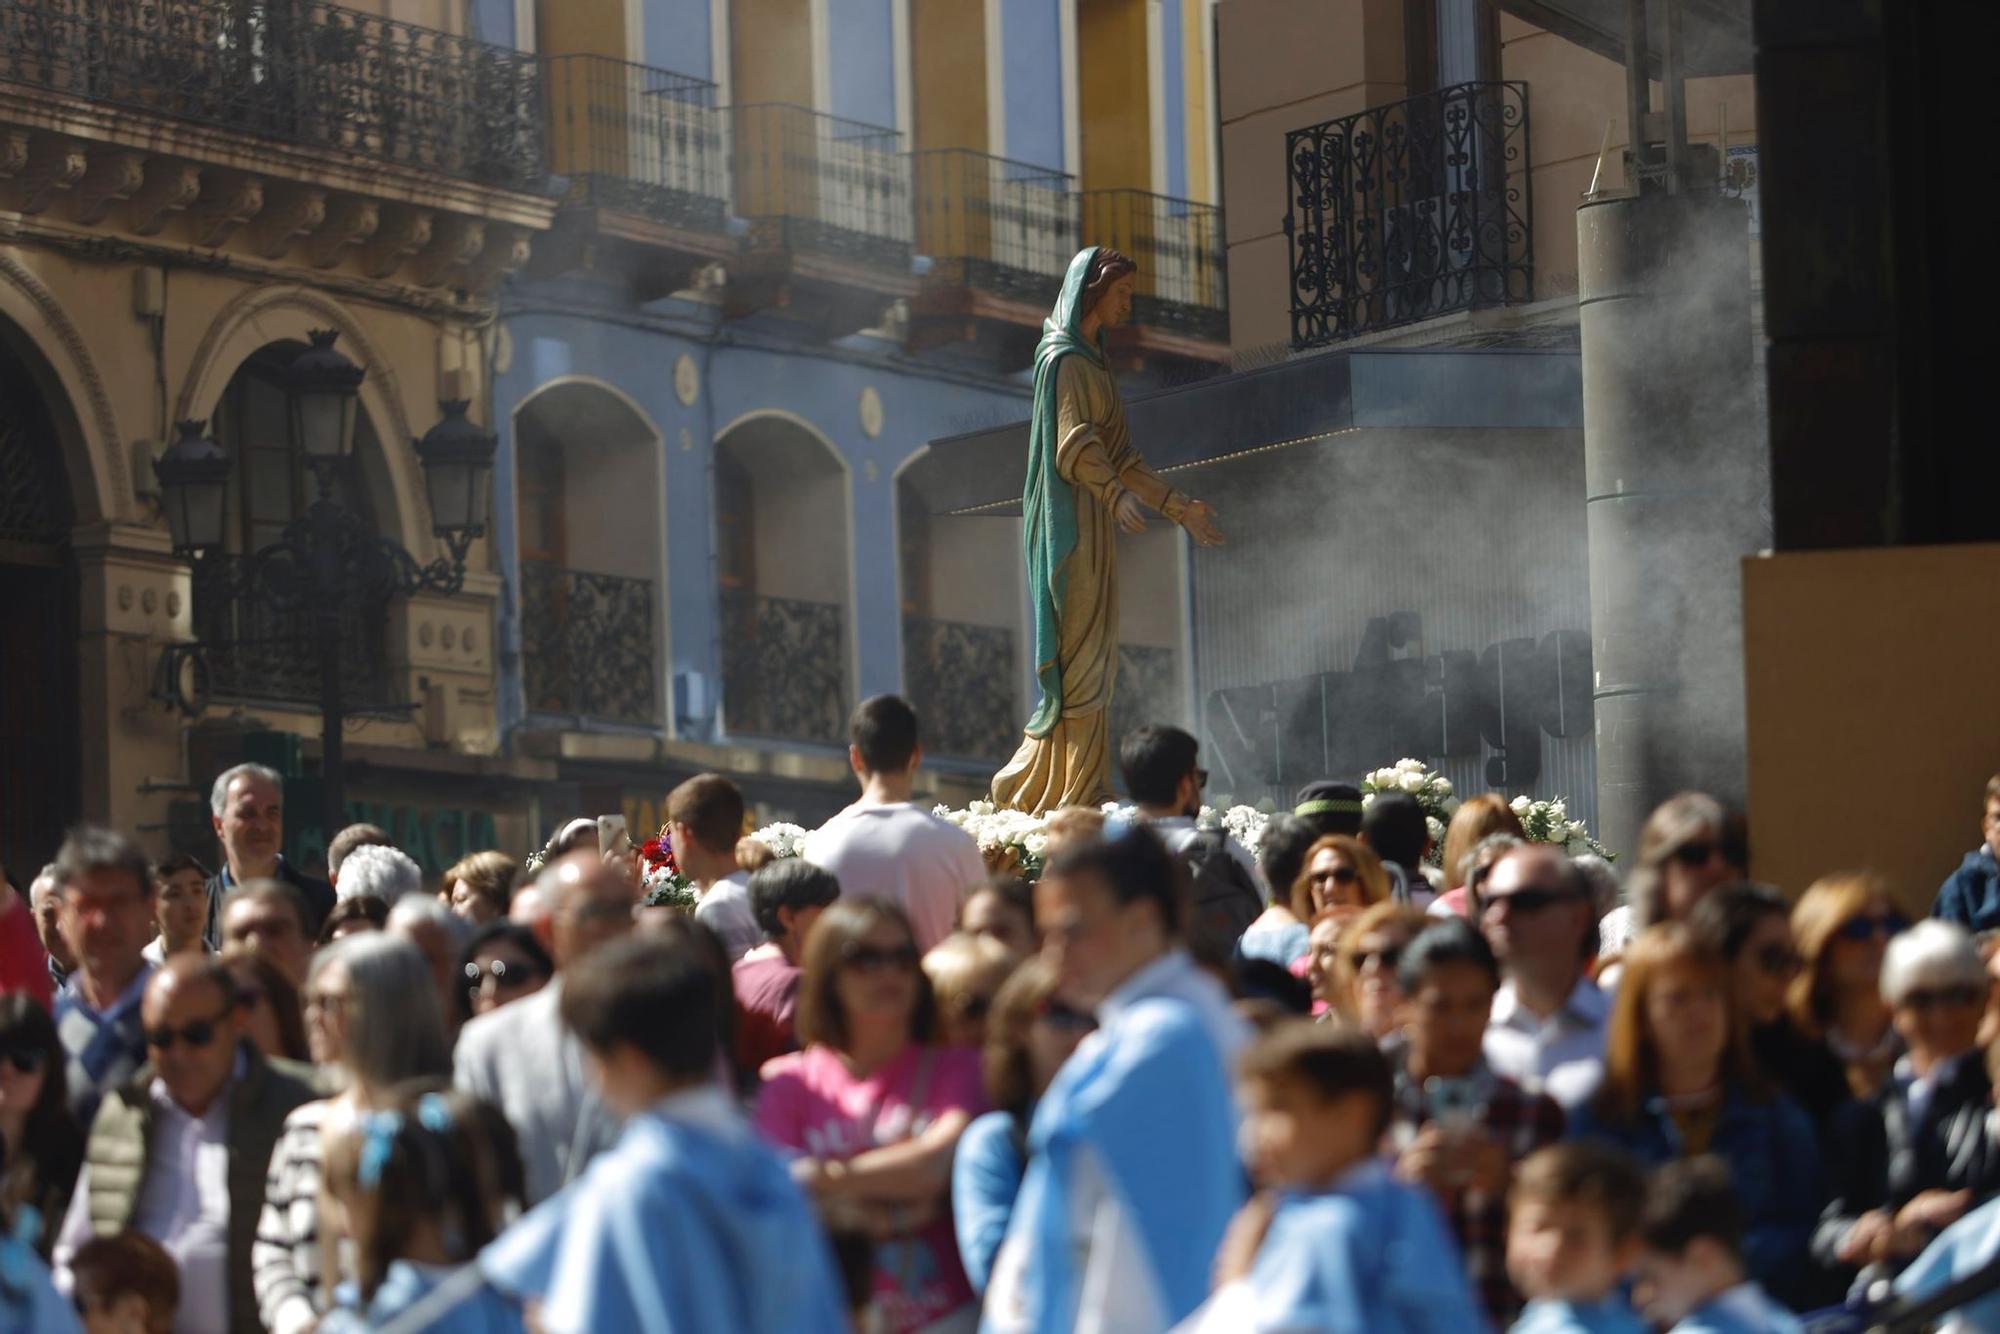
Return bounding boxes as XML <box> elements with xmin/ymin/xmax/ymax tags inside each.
<box><xmin>155</xmin><ymin>334</ymin><xmax>496</xmax><ymax>859</ymax></box>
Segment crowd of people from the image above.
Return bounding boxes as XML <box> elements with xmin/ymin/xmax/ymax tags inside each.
<box><xmin>1</xmin><ymin>693</ymin><xmax>1998</xmax><ymax>1333</ymax></box>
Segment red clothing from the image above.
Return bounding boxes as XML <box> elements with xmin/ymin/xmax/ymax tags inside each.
<box><xmin>0</xmin><ymin>895</ymin><xmax>54</xmax><ymax>1009</ymax></box>
<box><xmin>732</xmin><ymin>947</ymin><xmax>803</xmax><ymax>1073</ymax></box>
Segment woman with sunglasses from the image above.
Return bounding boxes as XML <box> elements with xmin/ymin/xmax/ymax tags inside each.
<box><xmin>1790</xmin><ymin>871</ymin><xmax>1909</xmax><ymax>1099</ymax></box>
<box><xmin>1596</xmin><ymin>791</ymin><xmax>1748</xmax><ymax>969</ymax></box>
<box><xmin>0</xmin><ymin>995</ymin><xmax>82</xmax><ymax>1259</ymax></box>
<box><xmin>1568</xmin><ymin>923</ymin><xmax>1822</xmax><ymax>1303</ymax></box>
<box><xmin>457</xmin><ymin>920</ymin><xmax>552</xmax><ymax>1024</ymax></box>
<box><xmin>1322</xmin><ymin>902</ymin><xmax>1429</xmax><ymax>1035</ymax></box>
<box><xmin>251</xmin><ymin>933</ymin><xmax>451</xmax><ymax>1334</ymax></box>
<box><xmin>922</xmin><ymin>931</ymin><xmax>1019</xmax><ymax>1049</ymax></box>
<box><xmin>1431</xmin><ymin>796</ymin><xmax>1527</xmax><ymax>919</ymax></box>
<box><xmin>1816</xmin><ymin>920</ymin><xmax>2000</xmax><ymax>1291</ymax></box>
<box><xmin>219</xmin><ymin>946</ymin><xmax>311</xmax><ymax>1066</ymax></box>
<box><xmin>1690</xmin><ymin>883</ymin><xmax>1851</xmax><ymax>1134</ymax></box>
<box><xmin>951</xmin><ymin>957</ymin><xmax>1095</xmax><ymax>1295</ymax></box>
<box><xmin>1287</xmin><ymin>835</ymin><xmax>1390</xmax><ymax>929</ymax></box>
<box><xmin>755</xmin><ymin>897</ymin><xmax>987</xmax><ymax>1333</ymax></box>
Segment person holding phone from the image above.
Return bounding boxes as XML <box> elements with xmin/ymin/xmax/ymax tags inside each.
<box><xmin>1388</xmin><ymin>918</ymin><xmax>1566</xmax><ymax>1327</ymax></box>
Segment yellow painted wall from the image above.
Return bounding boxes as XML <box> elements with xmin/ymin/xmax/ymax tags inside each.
<box><xmin>912</xmin><ymin>0</ymin><xmax>989</xmax><ymax>152</ymax></box>
<box><xmin>537</xmin><ymin>0</ymin><xmax>627</xmax><ymax>59</ymax></box>
<box><xmin>1182</xmin><ymin>0</ymin><xmax>1212</xmax><ymax>204</ymax></box>
<box><xmin>1078</xmin><ymin>0</ymin><xmax>1154</xmax><ymax>193</ymax></box>
<box><xmin>732</xmin><ymin>0</ymin><xmax>814</xmax><ymax>106</ymax></box>
<box><xmin>1742</xmin><ymin>543</ymin><xmax>2000</xmax><ymax>915</ymax></box>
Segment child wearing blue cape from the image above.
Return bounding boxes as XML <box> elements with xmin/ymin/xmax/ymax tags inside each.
<box><xmin>1181</xmin><ymin>1022</ymin><xmax>1487</xmax><ymax>1333</ymax></box>
<box><xmin>1892</xmin><ymin>1188</ymin><xmax>2000</xmax><ymax>1332</ymax></box>
<box><xmin>1634</xmin><ymin>1157</ymin><xmax>1804</xmax><ymax>1334</ymax></box>
<box><xmin>1507</xmin><ymin>1144</ymin><xmax>1651</xmax><ymax>1334</ymax></box>
<box><xmin>479</xmin><ymin>929</ymin><xmax>848</xmax><ymax>1333</ymax></box>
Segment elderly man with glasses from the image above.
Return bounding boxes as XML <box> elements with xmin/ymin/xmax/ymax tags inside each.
<box><xmin>51</xmin><ymin>953</ymin><xmax>314</xmax><ymax>1334</ymax></box>
<box><xmin>1478</xmin><ymin>843</ymin><xmax>1609</xmax><ymax>1112</ymax></box>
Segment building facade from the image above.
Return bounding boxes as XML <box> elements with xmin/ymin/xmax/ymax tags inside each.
<box><xmin>0</xmin><ymin>0</ymin><xmax>1230</xmax><ymax>874</ymax></box>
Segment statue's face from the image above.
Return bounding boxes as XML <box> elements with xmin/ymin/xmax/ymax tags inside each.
<box><xmin>1090</xmin><ymin>273</ymin><xmax>1136</xmax><ymax>329</ymax></box>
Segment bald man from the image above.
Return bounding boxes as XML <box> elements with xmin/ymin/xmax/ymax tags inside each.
<box><xmin>454</xmin><ymin>851</ymin><xmax>636</xmax><ymax>1204</ymax></box>
<box><xmin>53</xmin><ymin>955</ymin><xmax>314</xmax><ymax>1333</ymax></box>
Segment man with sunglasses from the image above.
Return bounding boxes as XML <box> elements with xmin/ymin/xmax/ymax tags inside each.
<box><xmin>51</xmin><ymin>953</ymin><xmax>314</xmax><ymax>1333</ymax></box>
<box><xmin>1118</xmin><ymin>724</ymin><xmax>1263</xmax><ymax>954</ymax></box>
<box><xmin>1478</xmin><ymin>844</ymin><xmax>1609</xmax><ymax>1112</ymax></box>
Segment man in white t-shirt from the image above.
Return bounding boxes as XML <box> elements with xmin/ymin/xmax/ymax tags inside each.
<box><xmin>669</xmin><ymin>773</ymin><xmax>763</xmax><ymax>961</ymax></box>
<box><xmin>802</xmin><ymin>695</ymin><xmax>986</xmax><ymax>950</ymax></box>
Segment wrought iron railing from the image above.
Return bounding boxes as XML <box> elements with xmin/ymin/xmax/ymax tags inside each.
<box><xmin>728</xmin><ymin>103</ymin><xmax>912</xmax><ymax>269</ymax></box>
<box><xmin>718</xmin><ymin>590</ymin><xmax>846</xmax><ymax>746</ymax></box>
<box><xmin>1109</xmin><ymin>643</ymin><xmax>1179</xmax><ymax>761</ymax></box>
<box><xmin>190</xmin><ymin>553</ymin><xmax>397</xmax><ymax>710</ymax></box>
<box><xmin>901</xmin><ymin>618</ymin><xmax>1019</xmax><ymax>762</ymax></box>
<box><xmin>913</xmin><ymin>150</ymin><xmax>1077</xmax><ymax>305</ymax></box>
<box><xmin>1285</xmin><ymin>80</ymin><xmax>1531</xmax><ymax>348</ymax></box>
<box><xmin>543</xmin><ymin>54</ymin><xmax>726</xmax><ymax>231</ymax></box>
<box><xmin>0</xmin><ymin>0</ymin><xmax>544</xmax><ymax>189</ymax></box>
<box><xmin>519</xmin><ymin>560</ymin><xmax>658</xmax><ymax>726</ymax></box>
<box><xmin>1078</xmin><ymin>189</ymin><xmax>1228</xmax><ymax>341</ymax></box>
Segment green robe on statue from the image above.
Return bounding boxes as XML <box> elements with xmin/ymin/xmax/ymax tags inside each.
<box><xmin>991</xmin><ymin>248</ymin><xmax>1188</xmax><ymax>814</ymax></box>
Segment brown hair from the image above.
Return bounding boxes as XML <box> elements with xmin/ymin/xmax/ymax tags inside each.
<box><xmin>1041</xmin><ymin>806</ymin><xmax>1106</xmax><ymax>858</ymax></box>
<box><xmin>0</xmin><ymin>994</ymin><xmax>82</xmax><ymax>1234</ymax></box>
<box><xmin>1986</xmin><ymin>774</ymin><xmax>2000</xmax><ymax>805</ymax></box>
<box><xmin>1331</xmin><ymin>901</ymin><xmax>1430</xmax><ymax>1014</ymax></box>
<box><xmin>316</xmin><ymin>893</ymin><xmax>389</xmax><ymax>946</ymax></box>
<box><xmin>443</xmin><ymin>850</ymin><xmax>519</xmax><ymax>914</ymax></box>
<box><xmin>1440</xmin><ymin>795</ymin><xmax>1526</xmax><ymax>891</ymax></box>
<box><xmin>1239</xmin><ymin>1020</ymin><xmax>1394</xmax><ymax>1139</ymax></box>
<box><xmin>1787</xmin><ymin>870</ymin><xmax>1897</xmax><ymax>1037</ymax></box>
<box><xmin>1080</xmin><ymin>247</ymin><xmax>1138</xmax><ymax>317</ymax></box>
<box><xmin>795</xmin><ymin>897</ymin><xmax>939</xmax><ymax>1051</ymax></box>
<box><xmin>1511</xmin><ymin>1142</ymin><xmax>1647</xmax><ymax>1242</ymax></box>
<box><xmin>981</xmin><ymin>956</ymin><xmax>1068</xmax><ymax>1120</ymax></box>
<box><xmin>1595</xmin><ymin>923</ymin><xmax>1761</xmax><ymax>1123</ymax></box>
<box><xmin>70</xmin><ymin>1231</ymin><xmax>179</xmax><ymax>1334</ymax></box>
<box><xmin>1626</xmin><ymin>793</ymin><xmax>1747</xmax><ymax>931</ymax></box>
<box><xmin>735</xmin><ymin>835</ymin><xmax>778</xmax><ymax>874</ymax></box>
<box><xmin>221</xmin><ymin>945</ymin><xmax>310</xmax><ymax>1062</ymax></box>
<box><xmin>1289</xmin><ymin>835</ymin><xmax>1390</xmax><ymax>920</ymax></box>
<box><xmin>667</xmin><ymin>773</ymin><xmax>746</xmax><ymax>856</ymax></box>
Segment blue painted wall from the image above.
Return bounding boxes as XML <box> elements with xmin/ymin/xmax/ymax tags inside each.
<box><xmin>829</xmin><ymin>0</ymin><xmax>899</xmax><ymax>129</ymax></box>
<box><xmin>491</xmin><ymin>288</ymin><xmax>1028</xmax><ymax>748</ymax></box>
<box><xmin>644</xmin><ymin>0</ymin><xmax>715</xmax><ymax>80</ymax></box>
<box><xmin>469</xmin><ymin>0</ymin><xmax>517</xmax><ymax>48</ymax></box>
<box><xmin>1160</xmin><ymin>0</ymin><xmax>1188</xmax><ymax>199</ymax></box>
<box><xmin>1002</xmin><ymin>0</ymin><xmax>1068</xmax><ymax>172</ymax></box>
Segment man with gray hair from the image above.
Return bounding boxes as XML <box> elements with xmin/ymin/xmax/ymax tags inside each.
<box><xmin>49</xmin><ymin>826</ymin><xmax>158</xmax><ymax>1123</ymax></box>
<box><xmin>202</xmin><ymin>763</ymin><xmax>334</xmax><ymax>948</ymax></box>
<box><xmin>335</xmin><ymin>843</ymin><xmax>422</xmax><ymax>904</ymax></box>
<box><xmin>30</xmin><ymin>863</ymin><xmax>74</xmax><ymax>990</ymax></box>
<box><xmin>387</xmin><ymin>894</ymin><xmax>469</xmax><ymax>1038</ymax></box>
<box><xmin>325</xmin><ymin>821</ymin><xmax>391</xmax><ymax>886</ymax></box>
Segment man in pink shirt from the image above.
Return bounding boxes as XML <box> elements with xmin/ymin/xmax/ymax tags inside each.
<box><xmin>802</xmin><ymin>696</ymin><xmax>987</xmax><ymax>951</ymax></box>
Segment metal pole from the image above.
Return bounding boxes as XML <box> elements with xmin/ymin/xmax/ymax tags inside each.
<box><xmin>311</xmin><ymin>493</ymin><xmax>346</xmax><ymax>856</ymax></box>
<box><xmin>1625</xmin><ymin>0</ymin><xmax>1650</xmax><ymax>187</ymax></box>
<box><xmin>1661</xmin><ymin>0</ymin><xmax>1688</xmax><ymax>194</ymax></box>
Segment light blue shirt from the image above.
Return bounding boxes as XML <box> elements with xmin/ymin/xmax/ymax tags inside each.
<box><xmin>1894</xmin><ymin>1191</ymin><xmax>2000</xmax><ymax>1332</ymax></box>
<box><xmin>1670</xmin><ymin>1282</ymin><xmax>1804</xmax><ymax>1334</ymax></box>
<box><xmin>952</xmin><ymin>1110</ymin><xmax>1025</xmax><ymax>1294</ymax></box>
<box><xmin>1512</xmin><ymin>1294</ymin><xmax>1650</xmax><ymax>1334</ymax></box>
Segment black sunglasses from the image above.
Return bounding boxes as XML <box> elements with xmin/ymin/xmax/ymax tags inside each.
<box><xmin>1672</xmin><ymin>840</ymin><xmax>1722</xmax><ymax>868</ymax></box>
<box><xmin>1310</xmin><ymin>866</ymin><xmax>1360</xmax><ymax>885</ymax></box>
<box><xmin>1837</xmin><ymin>912</ymin><xmax>1909</xmax><ymax>943</ymax></box>
<box><xmin>1038</xmin><ymin>1002</ymin><xmax>1096</xmax><ymax>1033</ymax></box>
<box><xmin>1900</xmin><ymin>984</ymin><xmax>1985</xmax><ymax>1012</ymax></box>
<box><xmin>1195</xmin><ymin>767</ymin><xmax>1210</xmax><ymax>789</ymax></box>
<box><xmin>1485</xmin><ymin>885</ymin><xmax>1580</xmax><ymax>915</ymax></box>
<box><xmin>143</xmin><ymin>1005</ymin><xmax>236</xmax><ymax>1052</ymax></box>
<box><xmin>1752</xmin><ymin>944</ymin><xmax>1803</xmax><ymax>978</ymax></box>
<box><xmin>1348</xmin><ymin>945</ymin><xmax>1405</xmax><ymax>973</ymax></box>
<box><xmin>842</xmin><ymin>944</ymin><xmax>920</xmax><ymax>974</ymax></box>
<box><xmin>464</xmin><ymin>958</ymin><xmax>541</xmax><ymax>990</ymax></box>
<box><xmin>1</xmin><ymin>1047</ymin><xmax>47</xmax><ymax>1075</ymax></box>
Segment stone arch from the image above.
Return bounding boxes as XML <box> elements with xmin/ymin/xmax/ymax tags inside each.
<box><xmin>0</xmin><ymin>254</ymin><xmax>123</xmax><ymax>524</ymax></box>
<box><xmin>176</xmin><ymin>285</ymin><xmax>424</xmax><ymax>551</ymax></box>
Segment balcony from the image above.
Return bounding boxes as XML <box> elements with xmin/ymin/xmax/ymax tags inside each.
<box><xmin>519</xmin><ymin>561</ymin><xmax>659</xmax><ymax>727</ymax></box>
<box><xmin>536</xmin><ymin>53</ymin><xmax>732</xmax><ymax>293</ymax></box>
<box><xmin>1079</xmin><ymin>189</ymin><xmax>1229</xmax><ymax>349</ymax></box>
<box><xmin>1285</xmin><ymin>81</ymin><xmax>1532</xmax><ymax>349</ymax></box>
<box><xmin>901</xmin><ymin>617</ymin><xmax>1019</xmax><ymax>763</ymax></box>
<box><xmin>719</xmin><ymin>590</ymin><xmax>846</xmax><ymax>747</ymax></box>
<box><xmin>191</xmin><ymin>554</ymin><xmax>398</xmax><ymax>712</ymax></box>
<box><xmin>908</xmin><ymin>149</ymin><xmax>1077</xmax><ymax>359</ymax></box>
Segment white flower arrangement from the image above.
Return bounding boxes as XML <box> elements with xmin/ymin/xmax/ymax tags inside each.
<box><xmin>1360</xmin><ymin>760</ymin><xmax>1463</xmax><ymax>830</ymax></box>
<box><xmin>1509</xmin><ymin>794</ymin><xmax>1613</xmax><ymax>859</ymax></box>
<box><xmin>747</xmin><ymin>822</ymin><xmax>810</xmax><ymax>860</ymax></box>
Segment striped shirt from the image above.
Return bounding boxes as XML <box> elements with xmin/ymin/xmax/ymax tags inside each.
<box><xmin>252</xmin><ymin>1098</ymin><xmax>340</xmax><ymax>1334</ymax></box>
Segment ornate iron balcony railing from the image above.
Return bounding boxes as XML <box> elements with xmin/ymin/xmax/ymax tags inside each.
<box><xmin>543</xmin><ymin>53</ymin><xmax>726</xmax><ymax>231</ymax></box>
<box><xmin>519</xmin><ymin>560</ymin><xmax>659</xmax><ymax>726</ymax></box>
<box><xmin>913</xmin><ymin>150</ymin><xmax>1078</xmax><ymax>306</ymax></box>
<box><xmin>728</xmin><ymin>103</ymin><xmax>912</xmax><ymax>269</ymax></box>
<box><xmin>901</xmin><ymin>617</ymin><xmax>1019</xmax><ymax>762</ymax></box>
<box><xmin>1078</xmin><ymin>189</ymin><xmax>1228</xmax><ymax>341</ymax></box>
<box><xmin>190</xmin><ymin>553</ymin><xmax>398</xmax><ymax>711</ymax></box>
<box><xmin>719</xmin><ymin>590</ymin><xmax>846</xmax><ymax>746</ymax></box>
<box><xmin>1285</xmin><ymin>80</ymin><xmax>1532</xmax><ymax>348</ymax></box>
<box><xmin>0</xmin><ymin>0</ymin><xmax>544</xmax><ymax>190</ymax></box>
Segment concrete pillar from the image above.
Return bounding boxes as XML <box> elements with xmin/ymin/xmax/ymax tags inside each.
<box><xmin>1577</xmin><ymin>191</ymin><xmax>1764</xmax><ymax>856</ymax></box>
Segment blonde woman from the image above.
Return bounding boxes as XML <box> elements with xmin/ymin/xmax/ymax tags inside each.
<box><xmin>1790</xmin><ymin>871</ymin><xmax>1908</xmax><ymax>1097</ymax></box>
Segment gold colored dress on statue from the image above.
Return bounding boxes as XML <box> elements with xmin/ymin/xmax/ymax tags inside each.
<box><xmin>991</xmin><ymin>355</ymin><xmax>1187</xmax><ymax>813</ymax></box>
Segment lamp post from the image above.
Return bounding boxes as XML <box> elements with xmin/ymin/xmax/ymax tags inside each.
<box><xmin>154</xmin><ymin>331</ymin><xmax>496</xmax><ymax>855</ymax></box>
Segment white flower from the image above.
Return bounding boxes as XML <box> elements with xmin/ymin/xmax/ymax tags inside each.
<box><xmin>1510</xmin><ymin>794</ymin><xmax>1531</xmax><ymax>813</ymax></box>
<box><xmin>1547</xmin><ymin>799</ymin><xmax>1567</xmax><ymax>822</ymax></box>
<box><xmin>1398</xmin><ymin>772</ymin><xmax>1426</xmax><ymax>794</ymax></box>
<box><xmin>1433</xmin><ymin>778</ymin><xmax>1453</xmax><ymax>797</ymax></box>
<box><xmin>1396</xmin><ymin>758</ymin><xmax>1427</xmax><ymax>774</ymax></box>
<box><xmin>1441</xmin><ymin>795</ymin><xmax>1462</xmax><ymax>818</ymax></box>
<box><xmin>1023</xmin><ymin>832</ymin><xmax>1049</xmax><ymax>858</ymax></box>
<box><xmin>1425</xmin><ymin>816</ymin><xmax>1446</xmax><ymax>842</ymax></box>
<box><xmin>1361</xmin><ymin>793</ymin><xmax>1377</xmax><ymax>809</ymax></box>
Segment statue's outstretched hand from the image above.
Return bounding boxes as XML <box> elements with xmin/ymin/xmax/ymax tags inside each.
<box><xmin>1113</xmin><ymin>491</ymin><xmax>1148</xmax><ymax>535</ymax></box>
<box><xmin>1182</xmin><ymin>499</ymin><xmax>1224</xmax><ymax>547</ymax></box>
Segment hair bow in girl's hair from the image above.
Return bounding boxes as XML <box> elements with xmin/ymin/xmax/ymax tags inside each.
<box><xmin>416</xmin><ymin>1092</ymin><xmax>455</xmax><ymax>1135</ymax></box>
<box><xmin>357</xmin><ymin>1110</ymin><xmax>403</xmax><ymax>1188</ymax></box>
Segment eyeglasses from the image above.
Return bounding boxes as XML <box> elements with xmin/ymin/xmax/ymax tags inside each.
<box><xmin>841</xmin><ymin>943</ymin><xmax>920</xmax><ymax>974</ymax></box>
<box><xmin>142</xmin><ymin>1005</ymin><xmax>236</xmax><ymax>1052</ymax></box>
<box><xmin>1037</xmin><ymin>1002</ymin><xmax>1096</xmax><ymax>1033</ymax></box>
<box><xmin>1836</xmin><ymin>912</ymin><xmax>1909</xmax><ymax>943</ymax></box>
<box><xmin>1</xmin><ymin>1047</ymin><xmax>47</xmax><ymax>1075</ymax></box>
<box><xmin>1310</xmin><ymin>866</ymin><xmax>1360</xmax><ymax>886</ymax></box>
<box><xmin>1348</xmin><ymin>945</ymin><xmax>1405</xmax><ymax>973</ymax></box>
<box><xmin>1900</xmin><ymin>984</ymin><xmax>1985</xmax><ymax>1011</ymax></box>
<box><xmin>1751</xmin><ymin>944</ymin><xmax>1803</xmax><ymax>978</ymax></box>
<box><xmin>1672</xmin><ymin>841</ymin><xmax>1723</xmax><ymax>868</ymax></box>
<box><xmin>1484</xmin><ymin>885</ymin><xmax>1579</xmax><ymax>915</ymax></box>
<box><xmin>304</xmin><ymin>991</ymin><xmax>349</xmax><ymax>1016</ymax></box>
<box><xmin>1195</xmin><ymin>767</ymin><xmax>1210</xmax><ymax>789</ymax></box>
<box><xmin>464</xmin><ymin>958</ymin><xmax>542</xmax><ymax>996</ymax></box>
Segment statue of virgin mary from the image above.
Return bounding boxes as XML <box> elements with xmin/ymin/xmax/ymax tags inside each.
<box><xmin>990</xmin><ymin>247</ymin><xmax>1224</xmax><ymax>814</ymax></box>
